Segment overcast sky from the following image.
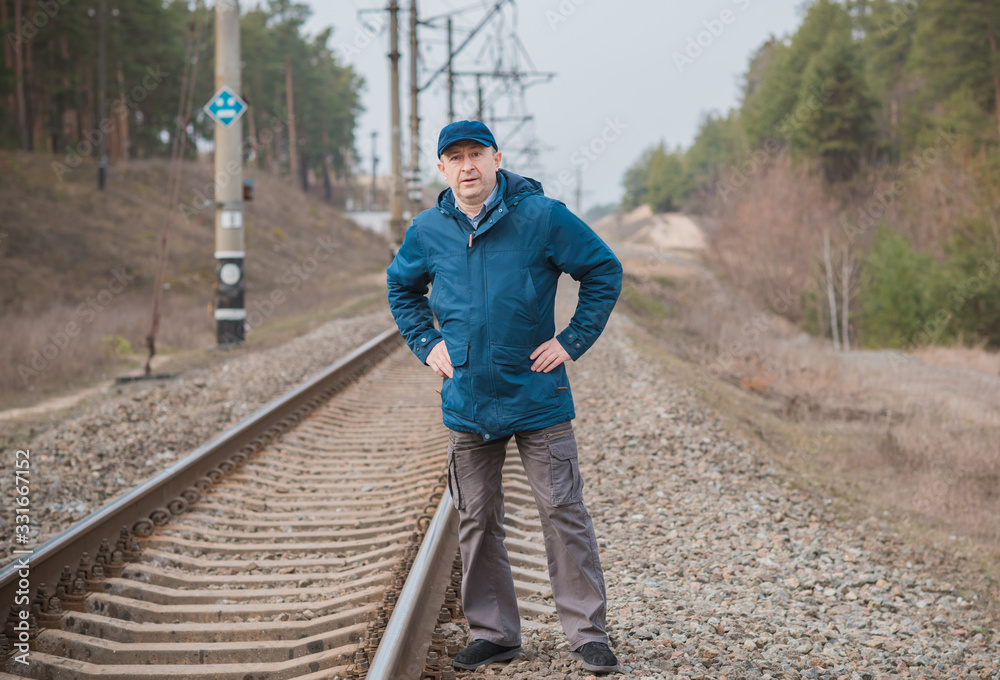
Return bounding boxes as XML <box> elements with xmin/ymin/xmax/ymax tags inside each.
<box><xmin>304</xmin><ymin>0</ymin><xmax>807</xmax><ymax>212</ymax></box>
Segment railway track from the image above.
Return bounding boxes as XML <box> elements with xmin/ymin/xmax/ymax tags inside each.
<box><xmin>2</xmin><ymin>329</ymin><xmax>567</xmax><ymax>679</ymax></box>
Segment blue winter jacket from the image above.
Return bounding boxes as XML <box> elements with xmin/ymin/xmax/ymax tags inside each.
<box><xmin>386</xmin><ymin>169</ymin><xmax>622</xmax><ymax>440</ymax></box>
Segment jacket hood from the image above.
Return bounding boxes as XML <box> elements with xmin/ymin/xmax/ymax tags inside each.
<box><xmin>436</xmin><ymin>168</ymin><xmax>543</xmax><ymax>213</ymax></box>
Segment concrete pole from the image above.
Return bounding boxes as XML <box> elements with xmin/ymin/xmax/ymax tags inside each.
<box><xmin>285</xmin><ymin>56</ymin><xmax>298</xmax><ymax>189</ymax></box>
<box><xmin>388</xmin><ymin>0</ymin><xmax>406</xmax><ymax>252</ymax></box>
<box><xmin>213</xmin><ymin>0</ymin><xmax>245</xmax><ymax>347</ymax></box>
<box><xmin>476</xmin><ymin>74</ymin><xmax>483</xmax><ymax>121</ymax></box>
<box><xmin>97</xmin><ymin>0</ymin><xmax>107</xmax><ymax>189</ymax></box>
<box><xmin>371</xmin><ymin>130</ymin><xmax>378</xmax><ymax>209</ymax></box>
<box><xmin>408</xmin><ymin>0</ymin><xmax>421</xmax><ymax>215</ymax></box>
<box><xmin>447</xmin><ymin>17</ymin><xmax>454</xmax><ymax>123</ymax></box>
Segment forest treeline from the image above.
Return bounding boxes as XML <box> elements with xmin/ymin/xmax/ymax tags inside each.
<box><xmin>624</xmin><ymin>0</ymin><xmax>1000</xmax><ymax>350</ymax></box>
<box><xmin>0</xmin><ymin>0</ymin><xmax>361</xmax><ymax>192</ymax></box>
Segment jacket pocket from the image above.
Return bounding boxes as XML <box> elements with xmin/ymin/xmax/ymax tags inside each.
<box><xmin>490</xmin><ymin>344</ymin><xmax>559</xmax><ymax>417</ymax></box>
<box><xmin>547</xmin><ymin>431</ymin><xmax>583</xmax><ymax>507</ymax></box>
<box><xmin>520</xmin><ymin>269</ymin><xmax>540</xmax><ymax>325</ymax></box>
<box><xmin>441</xmin><ymin>342</ymin><xmax>470</xmax><ymax>416</ymax></box>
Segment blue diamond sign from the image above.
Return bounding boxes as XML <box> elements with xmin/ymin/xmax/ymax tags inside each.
<box><xmin>204</xmin><ymin>85</ymin><xmax>247</xmax><ymax>127</ymax></box>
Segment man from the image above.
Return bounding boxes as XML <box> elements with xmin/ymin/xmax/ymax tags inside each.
<box><xmin>387</xmin><ymin>120</ymin><xmax>623</xmax><ymax>674</ymax></box>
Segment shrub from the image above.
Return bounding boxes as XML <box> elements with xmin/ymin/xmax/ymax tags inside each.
<box><xmin>858</xmin><ymin>225</ymin><xmax>940</xmax><ymax>348</ymax></box>
<box><xmin>934</xmin><ymin>215</ymin><xmax>1000</xmax><ymax>347</ymax></box>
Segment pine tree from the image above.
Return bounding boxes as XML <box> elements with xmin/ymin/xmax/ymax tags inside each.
<box><xmin>906</xmin><ymin>0</ymin><xmax>1000</xmax><ymax>148</ymax></box>
<box><xmin>793</xmin><ymin>10</ymin><xmax>877</xmax><ymax>181</ymax></box>
<box><xmin>742</xmin><ymin>0</ymin><xmax>845</xmax><ymax>147</ymax></box>
<box><xmin>859</xmin><ymin>224</ymin><xmax>938</xmax><ymax>348</ymax></box>
<box><xmin>621</xmin><ymin>146</ymin><xmax>655</xmax><ymax>211</ymax></box>
<box><xmin>645</xmin><ymin>145</ymin><xmax>686</xmax><ymax>213</ymax></box>
<box><xmin>684</xmin><ymin>111</ymin><xmax>747</xmax><ymax>199</ymax></box>
<box><xmin>852</xmin><ymin>0</ymin><xmax>918</xmax><ymax>156</ymax></box>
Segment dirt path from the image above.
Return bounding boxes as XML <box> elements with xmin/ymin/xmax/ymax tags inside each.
<box><xmin>0</xmin><ymin>384</ymin><xmax>108</xmax><ymax>422</ymax></box>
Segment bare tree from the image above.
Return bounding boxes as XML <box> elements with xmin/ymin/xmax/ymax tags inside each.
<box><xmin>823</xmin><ymin>229</ymin><xmax>842</xmax><ymax>351</ymax></box>
<box><xmin>13</xmin><ymin>0</ymin><xmax>29</xmax><ymax>149</ymax></box>
<box><xmin>841</xmin><ymin>245</ymin><xmax>852</xmax><ymax>350</ymax></box>
<box><xmin>985</xmin><ymin>0</ymin><xmax>1000</xmax><ymax>138</ymax></box>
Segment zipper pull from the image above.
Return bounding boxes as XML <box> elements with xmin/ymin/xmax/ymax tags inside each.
<box><xmin>468</xmin><ymin>232</ymin><xmax>473</xmax><ymax>248</ymax></box>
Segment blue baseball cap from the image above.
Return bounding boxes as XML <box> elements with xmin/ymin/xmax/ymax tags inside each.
<box><xmin>437</xmin><ymin>120</ymin><xmax>497</xmax><ymax>157</ymax></box>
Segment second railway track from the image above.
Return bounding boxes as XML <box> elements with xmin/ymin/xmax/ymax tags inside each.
<box><xmin>2</xmin><ymin>332</ymin><xmax>461</xmax><ymax>679</ymax></box>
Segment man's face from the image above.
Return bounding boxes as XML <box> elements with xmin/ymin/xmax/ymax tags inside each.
<box><xmin>437</xmin><ymin>141</ymin><xmax>502</xmax><ymax>210</ymax></box>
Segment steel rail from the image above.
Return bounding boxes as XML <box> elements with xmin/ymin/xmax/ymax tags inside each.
<box><xmin>366</xmin><ymin>488</ymin><xmax>460</xmax><ymax>680</ymax></box>
<box><xmin>0</xmin><ymin>327</ymin><xmax>402</xmax><ymax>625</ymax></box>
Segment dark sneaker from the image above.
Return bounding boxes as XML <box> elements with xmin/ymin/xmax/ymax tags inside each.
<box><xmin>453</xmin><ymin>639</ymin><xmax>523</xmax><ymax>670</ymax></box>
<box><xmin>570</xmin><ymin>641</ymin><xmax>620</xmax><ymax>673</ymax></box>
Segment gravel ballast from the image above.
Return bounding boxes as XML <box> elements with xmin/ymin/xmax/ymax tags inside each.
<box><xmin>0</xmin><ymin>309</ymin><xmax>395</xmax><ymax>563</ymax></box>
<box><xmin>2</xmin><ymin>306</ymin><xmax>997</xmax><ymax>680</ymax></box>
<box><xmin>443</xmin><ymin>314</ymin><xmax>999</xmax><ymax>679</ymax></box>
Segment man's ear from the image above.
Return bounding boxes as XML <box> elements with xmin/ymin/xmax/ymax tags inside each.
<box><xmin>437</xmin><ymin>160</ymin><xmax>446</xmax><ymax>177</ymax></box>
<box><xmin>494</xmin><ymin>151</ymin><xmax>502</xmax><ymax>168</ymax></box>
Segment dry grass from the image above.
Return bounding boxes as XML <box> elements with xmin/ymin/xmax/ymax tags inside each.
<box><xmin>879</xmin><ymin>415</ymin><xmax>1000</xmax><ymax>545</ymax></box>
<box><xmin>912</xmin><ymin>344</ymin><xmax>1000</xmax><ymax>374</ymax></box>
<box><xmin>669</xmin><ymin>148</ymin><xmax>1000</xmax><ymax>555</ymax></box>
<box><xmin>703</xmin><ymin>157</ymin><xmax>836</xmax><ymax>322</ymax></box>
<box><xmin>850</xmin><ymin>143</ymin><xmax>998</xmax><ymax>256</ymax></box>
<box><xmin>700</xmin><ymin>147</ymin><xmax>999</xmax><ymax>339</ymax></box>
<box><xmin>0</xmin><ymin>150</ymin><xmax>389</xmax><ymax>408</ymax></box>
<box><xmin>624</xmin><ymin>268</ymin><xmax>1000</xmax><ymax>563</ymax></box>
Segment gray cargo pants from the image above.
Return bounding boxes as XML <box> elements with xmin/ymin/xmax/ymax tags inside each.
<box><xmin>446</xmin><ymin>421</ymin><xmax>609</xmax><ymax>651</ymax></box>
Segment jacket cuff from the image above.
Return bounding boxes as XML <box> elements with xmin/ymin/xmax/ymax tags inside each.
<box><xmin>556</xmin><ymin>328</ymin><xmax>586</xmax><ymax>361</ymax></box>
<box><xmin>415</xmin><ymin>332</ymin><xmax>443</xmax><ymax>364</ymax></box>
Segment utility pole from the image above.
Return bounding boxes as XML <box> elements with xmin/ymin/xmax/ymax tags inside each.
<box><xmin>575</xmin><ymin>166</ymin><xmax>582</xmax><ymax>216</ymax></box>
<box><xmin>213</xmin><ymin>0</ymin><xmax>245</xmax><ymax>347</ymax></box>
<box><xmin>285</xmin><ymin>57</ymin><xmax>298</xmax><ymax>190</ymax></box>
<box><xmin>370</xmin><ymin>130</ymin><xmax>378</xmax><ymax>209</ymax></box>
<box><xmin>476</xmin><ymin>74</ymin><xmax>483</xmax><ymax>121</ymax></box>
<box><xmin>446</xmin><ymin>17</ymin><xmax>454</xmax><ymax>123</ymax></box>
<box><xmin>408</xmin><ymin>0</ymin><xmax>421</xmax><ymax>215</ymax></box>
<box><xmin>97</xmin><ymin>0</ymin><xmax>108</xmax><ymax>189</ymax></box>
<box><xmin>388</xmin><ymin>1</ymin><xmax>406</xmax><ymax>251</ymax></box>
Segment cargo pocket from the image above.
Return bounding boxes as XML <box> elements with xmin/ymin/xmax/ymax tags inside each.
<box><xmin>547</xmin><ymin>430</ymin><xmax>583</xmax><ymax>507</ymax></box>
<box><xmin>447</xmin><ymin>434</ymin><xmax>465</xmax><ymax>511</ymax></box>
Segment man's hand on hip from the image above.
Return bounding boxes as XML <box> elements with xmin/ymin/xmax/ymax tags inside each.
<box><xmin>530</xmin><ymin>338</ymin><xmax>572</xmax><ymax>373</ymax></box>
<box><xmin>426</xmin><ymin>341</ymin><xmax>453</xmax><ymax>379</ymax></box>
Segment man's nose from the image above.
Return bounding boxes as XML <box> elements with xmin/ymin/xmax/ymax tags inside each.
<box><xmin>461</xmin><ymin>155</ymin><xmax>475</xmax><ymax>171</ymax></box>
